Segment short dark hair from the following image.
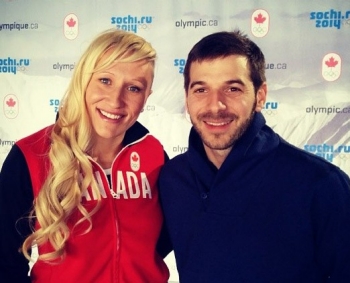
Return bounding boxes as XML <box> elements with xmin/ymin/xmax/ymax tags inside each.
<box><xmin>183</xmin><ymin>30</ymin><xmax>266</xmax><ymax>94</ymax></box>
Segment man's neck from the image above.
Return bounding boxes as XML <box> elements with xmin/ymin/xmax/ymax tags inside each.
<box><xmin>204</xmin><ymin>145</ymin><xmax>232</xmax><ymax>169</ymax></box>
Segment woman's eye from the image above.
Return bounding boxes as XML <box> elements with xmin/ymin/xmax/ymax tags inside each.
<box><xmin>100</xmin><ymin>78</ymin><xmax>111</xmax><ymax>85</ymax></box>
<box><xmin>128</xmin><ymin>86</ymin><xmax>141</xmax><ymax>92</ymax></box>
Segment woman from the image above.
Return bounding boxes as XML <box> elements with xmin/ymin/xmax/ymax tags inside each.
<box><xmin>0</xmin><ymin>29</ymin><xmax>170</xmax><ymax>283</ymax></box>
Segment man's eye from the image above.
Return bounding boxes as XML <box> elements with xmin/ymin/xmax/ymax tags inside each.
<box><xmin>100</xmin><ymin>78</ymin><xmax>111</xmax><ymax>85</ymax></box>
<box><xmin>228</xmin><ymin>87</ymin><xmax>241</xmax><ymax>92</ymax></box>
<box><xmin>128</xmin><ymin>86</ymin><xmax>141</xmax><ymax>92</ymax></box>
<box><xmin>194</xmin><ymin>88</ymin><xmax>206</xmax><ymax>93</ymax></box>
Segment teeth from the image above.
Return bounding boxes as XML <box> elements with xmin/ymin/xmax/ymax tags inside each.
<box><xmin>100</xmin><ymin>110</ymin><xmax>121</xmax><ymax>120</ymax></box>
<box><xmin>206</xmin><ymin>121</ymin><xmax>229</xmax><ymax>126</ymax></box>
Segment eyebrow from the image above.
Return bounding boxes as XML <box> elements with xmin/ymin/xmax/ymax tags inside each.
<box><xmin>95</xmin><ymin>72</ymin><xmax>148</xmax><ymax>86</ymax></box>
<box><xmin>133</xmin><ymin>76</ymin><xmax>148</xmax><ymax>87</ymax></box>
<box><xmin>189</xmin><ymin>79</ymin><xmax>246</xmax><ymax>89</ymax></box>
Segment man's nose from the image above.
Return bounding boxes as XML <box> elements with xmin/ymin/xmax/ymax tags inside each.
<box><xmin>208</xmin><ymin>91</ymin><xmax>227</xmax><ymax>111</ymax></box>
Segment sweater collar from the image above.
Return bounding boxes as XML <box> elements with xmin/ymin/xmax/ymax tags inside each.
<box><xmin>187</xmin><ymin>112</ymin><xmax>279</xmax><ymax>185</ymax></box>
<box><xmin>189</xmin><ymin>112</ymin><xmax>267</xmax><ymax>160</ymax></box>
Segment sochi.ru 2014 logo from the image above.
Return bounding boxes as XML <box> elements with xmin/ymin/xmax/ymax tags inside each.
<box><xmin>251</xmin><ymin>9</ymin><xmax>269</xmax><ymax>38</ymax></box>
<box><xmin>111</xmin><ymin>15</ymin><xmax>153</xmax><ymax>33</ymax></box>
<box><xmin>3</xmin><ymin>94</ymin><xmax>19</xmax><ymax>119</ymax></box>
<box><xmin>322</xmin><ymin>53</ymin><xmax>341</xmax><ymax>82</ymax></box>
<box><xmin>64</xmin><ymin>13</ymin><xmax>78</xmax><ymax>40</ymax></box>
<box><xmin>0</xmin><ymin>57</ymin><xmax>30</xmax><ymax>74</ymax></box>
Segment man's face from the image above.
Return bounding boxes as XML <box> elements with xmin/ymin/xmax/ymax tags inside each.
<box><xmin>186</xmin><ymin>55</ymin><xmax>266</xmax><ymax>153</ymax></box>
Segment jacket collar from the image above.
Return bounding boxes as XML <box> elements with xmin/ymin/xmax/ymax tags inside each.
<box><xmin>123</xmin><ymin>121</ymin><xmax>149</xmax><ymax>146</ymax></box>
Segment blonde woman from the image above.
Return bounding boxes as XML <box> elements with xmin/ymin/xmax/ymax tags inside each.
<box><xmin>0</xmin><ymin>29</ymin><xmax>171</xmax><ymax>283</ymax></box>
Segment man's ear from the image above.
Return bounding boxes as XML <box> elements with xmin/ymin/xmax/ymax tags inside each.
<box><xmin>255</xmin><ymin>83</ymin><xmax>267</xmax><ymax>112</ymax></box>
<box><xmin>185</xmin><ymin>90</ymin><xmax>189</xmax><ymax>110</ymax></box>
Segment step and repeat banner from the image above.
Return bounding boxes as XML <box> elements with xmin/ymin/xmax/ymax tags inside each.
<box><xmin>1</xmin><ymin>0</ymin><xmax>349</xmax><ymax>281</ymax></box>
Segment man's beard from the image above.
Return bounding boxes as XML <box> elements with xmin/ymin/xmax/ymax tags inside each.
<box><xmin>191</xmin><ymin>100</ymin><xmax>256</xmax><ymax>150</ymax></box>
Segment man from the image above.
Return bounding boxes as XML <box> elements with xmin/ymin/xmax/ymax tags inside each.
<box><xmin>159</xmin><ymin>30</ymin><xmax>350</xmax><ymax>283</ymax></box>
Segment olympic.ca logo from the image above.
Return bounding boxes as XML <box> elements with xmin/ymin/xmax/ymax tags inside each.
<box><xmin>3</xmin><ymin>94</ymin><xmax>19</xmax><ymax>119</ymax></box>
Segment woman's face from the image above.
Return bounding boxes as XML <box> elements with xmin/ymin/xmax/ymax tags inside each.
<box><xmin>85</xmin><ymin>49</ymin><xmax>154</xmax><ymax>145</ymax></box>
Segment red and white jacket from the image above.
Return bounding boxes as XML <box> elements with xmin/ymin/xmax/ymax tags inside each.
<box><xmin>2</xmin><ymin>122</ymin><xmax>170</xmax><ymax>283</ymax></box>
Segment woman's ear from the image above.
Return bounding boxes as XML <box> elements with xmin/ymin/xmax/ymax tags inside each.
<box><xmin>144</xmin><ymin>89</ymin><xmax>152</xmax><ymax>104</ymax></box>
<box><xmin>255</xmin><ymin>83</ymin><xmax>267</xmax><ymax>112</ymax></box>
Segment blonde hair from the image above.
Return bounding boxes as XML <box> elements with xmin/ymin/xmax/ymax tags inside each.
<box><xmin>22</xmin><ymin>29</ymin><xmax>156</xmax><ymax>262</ymax></box>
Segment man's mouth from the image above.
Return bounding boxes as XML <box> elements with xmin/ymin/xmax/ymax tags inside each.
<box><xmin>205</xmin><ymin>121</ymin><xmax>231</xmax><ymax>126</ymax></box>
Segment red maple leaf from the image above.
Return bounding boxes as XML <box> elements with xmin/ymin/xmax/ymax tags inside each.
<box><xmin>6</xmin><ymin>98</ymin><xmax>16</xmax><ymax>107</ymax></box>
<box><xmin>254</xmin><ymin>13</ymin><xmax>266</xmax><ymax>24</ymax></box>
<box><xmin>325</xmin><ymin>57</ymin><xmax>338</xmax><ymax>68</ymax></box>
<box><xmin>66</xmin><ymin>18</ymin><xmax>76</xmax><ymax>27</ymax></box>
<box><xmin>132</xmin><ymin>154</ymin><xmax>139</xmax><ymax>162</ymax></box>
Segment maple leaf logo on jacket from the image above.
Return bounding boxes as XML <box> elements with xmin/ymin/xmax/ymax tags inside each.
<box><xmin>130</xmin><ymin>152</ymin><xmax>140</xmax><ymax>171</ymax></box>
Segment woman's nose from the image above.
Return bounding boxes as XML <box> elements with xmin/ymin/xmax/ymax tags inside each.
<box><xmin>106</xmin><ymin>86</ymin><xmax>125</xmax><ymax>107</ymax></box>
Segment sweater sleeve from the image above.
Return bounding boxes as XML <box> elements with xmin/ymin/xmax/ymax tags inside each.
<box><xmin>156</xmin><ymin>150</ymin><xmax>173</xmax><ymax>258</ymax></box>
<box><xmin>311</xmin><ymin>168</ymin><xmax>350</xmax><ymax>282</ymax></box>
<box><xmin>0</xmin><ymin>145</ymin><xmax>34</xmax><ymax>283</ymax></box>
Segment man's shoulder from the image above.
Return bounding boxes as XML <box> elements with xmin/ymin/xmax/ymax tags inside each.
<box><xmin>276</xmin><ymin>138</ymin><xmax>348</xmax><ymax>181</ymax></box>
<box><xmin>165</xmin><ymin>152</ymin><xmax>188</xmax><ymax>164</ymax></box>
<box><xmin>161</xmin><ymin>152</ymin><xmax>189</xmax><ymax>174</ymax></box>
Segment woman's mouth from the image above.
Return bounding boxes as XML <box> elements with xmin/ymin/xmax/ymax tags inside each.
<box><xmin>100</xmin><ymin>109</ymin><xmax>122</xmax><ymax>120</ymax></box>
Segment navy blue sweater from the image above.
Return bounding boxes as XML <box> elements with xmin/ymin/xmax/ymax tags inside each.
<box><xmin>159</xmin><ymin>112</ymin><xmax>350</xmax><ymax>283</ymax></box>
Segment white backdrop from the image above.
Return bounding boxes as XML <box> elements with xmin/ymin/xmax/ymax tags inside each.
<box><xmin>1</xmin><ymin>0</ymin><xmax>350</xmax><ymax>281</ymax></box>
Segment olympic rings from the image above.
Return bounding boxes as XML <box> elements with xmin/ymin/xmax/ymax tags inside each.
<box><xmin>337</xmin><ymin>154</ymin><xmax>350</xmax><ymax>160</ymax></box>
<box><xmin>138</xmin><ymin>23</ymin><xmax>150</xmax><ymax>29</ymax></box>
<box><xmin>262</xmin><ymin>109</ymin><xmax>278</xmax><ymax>116</ymax></box>
<box><xmin>253</xmin><ymin>26</ymin><xmax>266</xmax><ymax>33</ymax></box>
<box><xmin>17</xmin><ymin>66</ymin><xmax>27</xmax><ymax>72</ymax></box>
<box><xmin>5</xmin><ymin>109</ymin><xmax>16</xmax><ymax>115</ymax></box>
<box><xmin>65</xmin><ymin>30</ymin><xmax>76</xmax><ymax>36</ymax></box>
<box><xmin>323</xmin><ymin>70</ymin><xmax>339</xmax><ymax>77</ymax></box>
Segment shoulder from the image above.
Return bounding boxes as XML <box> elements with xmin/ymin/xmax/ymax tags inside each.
<box><xmin>14</xmin><ymin>126</ymin><xmax>53</xmax><ymax>193</ymax></box>
<box><xmin>0</xmin><ymin>144</ymin><xmax>33</xmax><ymax>202</ymax></box>
<box><xmin>276</xmin><ymin>138</ymin><xmax>349</xmax><ymax>185</ymax></box>
<box><xmin>1</xmin><ymin>144</ymin><xmax>28</xmax><ymax>174</ymax></box>
<box><xmin>16</xmin><ymin>125</ymin><xmax>53</xmax><ymax>155</ymax></box>
<box><xmin>160</xmin><ymin>152</ymin><xmax>189</xmax><ymax>177</ymax></box>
